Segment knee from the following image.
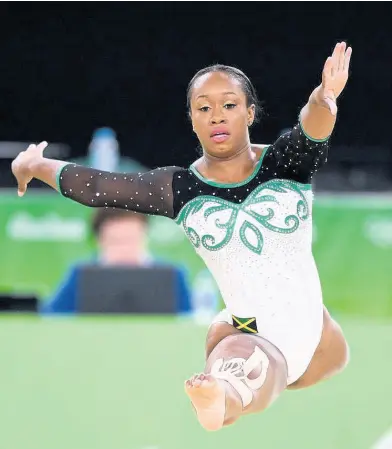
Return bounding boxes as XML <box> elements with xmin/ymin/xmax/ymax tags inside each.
<box><xmin>206</xmin><ymin>334</ymin><xmax>287</xmax><ymax>412</ymax></box>
<box><xmin>331</xmin><ymin>319</ymin><xmax>350</xmax><ymax>373</ymax></box>
<box><xmin>205</xmin><ymin>323</ymin><xmax>240</xmax><ymax>359</ymax></box>
<box><xmin>207</xmin><ymin>333</ymin><xmax>288</xmax><ymax>382</ymax></box>
<box><xmin>209</xmin><ymin>333</ymin><xmax>259</xmax><ymax>357</ymax></box>
<box><xmin>324</xmin><ymin>310</ymin><xmax>350</xmax><ymax>374</ymax></box>
<box><xmin>322</xmin><ymin>325</ymin><xmax>350</xmax><ymax>381</ymax></box>
<box><xmin>336</xmin><ymin>335</ymin><xmax>350</xmax><ymax>373</ymax></box>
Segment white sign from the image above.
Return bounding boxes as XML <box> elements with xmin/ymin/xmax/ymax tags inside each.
<box><xmin>6</xmin><ymin>212</ymin><xmax>87</xmax><ymax>242</ymax></box>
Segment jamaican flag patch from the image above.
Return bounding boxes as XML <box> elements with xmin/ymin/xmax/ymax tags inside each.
<box><xmin>232</xmin><ymin>315</ymin><xmax>258</xmax><ymax>334</ymax></box>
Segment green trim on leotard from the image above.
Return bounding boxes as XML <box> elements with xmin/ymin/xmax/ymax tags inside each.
<box><xmin>189</xmin><ymin>146</ymin><xmax>269</xmax><ymax>188</ymax></box>
<box><xmin>55</xmin><ymin>164</ymin><xmax>69</xmax><ymax>194</ymax></box>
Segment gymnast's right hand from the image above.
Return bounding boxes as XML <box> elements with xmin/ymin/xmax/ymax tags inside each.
<box><xmin>11</xmin><ymin>141</ymin><xmax>48</xmax><ymax>197</ymax></box>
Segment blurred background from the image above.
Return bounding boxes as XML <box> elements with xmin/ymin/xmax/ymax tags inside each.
<box><xmin>1</xmin><ymin>3</ymin><xmax>392</xmax><ymax>449</ymax></box>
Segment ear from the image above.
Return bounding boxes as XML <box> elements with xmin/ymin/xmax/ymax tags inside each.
<box><xmin>247</xmin><ymin>104</ymin><xmax>255</xmax><ymax>127</ymax></box>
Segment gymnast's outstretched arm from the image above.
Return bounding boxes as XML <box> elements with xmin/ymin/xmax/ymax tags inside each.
<box><xmin>11</xmin><ymin>142</ymin><xmax>182</xmax><ymax>219</ymax></box>
<box><xmin>253</xmin><ymin>42</ymin><xmax>352</xmax><ymax>183</ymax></box>
<box><xmin>300</xmin><ymin>42</ymin><xmax>352</xmax><ymax>140</ymax></box>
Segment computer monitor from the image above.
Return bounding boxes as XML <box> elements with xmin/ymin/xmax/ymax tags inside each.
<box><xmin>76</xmin><ymin>265</ymin><xmax>178</xmax><ymax>314</ymax></box>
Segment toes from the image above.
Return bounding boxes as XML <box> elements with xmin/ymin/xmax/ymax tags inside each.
<box><xmin>185</xmin><ymin>373</ymin><xmax>200</xmax><ymax>388</ymax></box>
<box><xmin>185</xmin><ymin>372</ymin><xmax>210</xmax><ymax>389</ymax></box>
<box><xmin>191</xmin><ymin>373</ymin><xmax>199</xmax><ymax>385</ymax></box>
<box><xmin>193</xmin><ymin>373</ymin><xmax>209</xmax><ymax>387</ymax></box>
<box><xmin>193</xmin><ymin>376</ymin><xmax>203</xmax><ymax>387</ymax></box>
<box><xmin>205</xmin><ymin>374</ymin><xmax>214</xmax><ymax>382</ymax></box>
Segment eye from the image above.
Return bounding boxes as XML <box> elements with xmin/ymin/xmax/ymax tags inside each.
<box><xmin>199</xmin><ymin>106</ymin><xmax>210</xmax><ymax>112</ymax></box>
<box><xmin>224</xmin><ymin>103</ymin><xmax>236</xmax><ymax>109</ymax></box>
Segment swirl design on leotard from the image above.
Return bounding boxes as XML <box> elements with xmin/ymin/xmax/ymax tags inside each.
<box><xmin>175</xmin><ymin>180</ymin><xmax>312</xmax><ymax>255</ymax></box>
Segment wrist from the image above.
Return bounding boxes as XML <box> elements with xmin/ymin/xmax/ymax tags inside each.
<box><xmin>309</xmin><ymin>85</ymin><xmax>335</xmax><ymax>111</ymax></box>
<box><xmin>308</xmin><ymin>85</ymin><xmax>322</xmax><ymax>104</ymax></box>
<box><xmin>27</xmin><ymin>157</ymin><xmax>46</xmax><ymax>177</ymax></box>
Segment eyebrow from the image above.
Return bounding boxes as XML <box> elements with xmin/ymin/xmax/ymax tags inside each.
<box><xmin>196</xmin><ymin>91</ymin><xmax>238</xmax><ymax>100</ymax></box>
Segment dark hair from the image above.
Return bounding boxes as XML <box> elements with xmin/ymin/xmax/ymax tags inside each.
<box><xmin>186</xmin><ymin>64</ymin><xmax>261</xmax><ymax>123</ymax></box>
<box><xmin>92</xmin><ymin>208</ymin><xmax>148</xmax><ymax>236</ymax></box>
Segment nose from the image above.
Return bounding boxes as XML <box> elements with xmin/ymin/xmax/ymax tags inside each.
<box><xmin>210</xmin><ymin>108</ymin><xmax>226</xmax><ymax>125</ymax></box>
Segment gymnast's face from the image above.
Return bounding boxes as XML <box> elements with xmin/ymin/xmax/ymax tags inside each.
<box><xmin>189</xmin><ymin>72</ymin><xmax>255</xmax><ymax>158</ymax></box>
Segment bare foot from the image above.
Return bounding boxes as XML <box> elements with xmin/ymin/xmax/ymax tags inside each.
<box><xmin>184</xmin><ymin>373</ymin><xmax>226</xmax><ymax>431</ymax></box>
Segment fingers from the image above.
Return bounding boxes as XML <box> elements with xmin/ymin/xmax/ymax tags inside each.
<box><xmin>344</xmin><ymin>46</ymin><xmax>352</xmax><ymax>72</ymax></box>
<box><xmin>331</xmin><ymin>41</ymin><xmax>352</xmax><ymax>73</ymax></box>
<box><xmin>37</xmin><ymin>141</ymin><xmax>48</xmax><ymax>154</ymax></box>
<box><xmin>338</xmin><ymin>42</ymin><xmax>346</xmax><ymax>71</ymax></box>
<box><xmin>322</xmin><ymin>57</ymin><xmax>333</xmax><ymax>87</ymax></box>
<box><xmin>331</xmin><ymin>43</ymin><xmax>340</xmax><ymax>77</ymax></box>
<box><xmin>26</xmin><ymin>141</ymin><xmax>48</xmax><ymax>154</ymax></box>
<box><xmin>17</xmin><ymin>182</ymin><xmax>27</xmax><ymax>197</ymax></box>
<box><xmin>12</xmin><ymin>141</ymin><xmax>47</xmax><ymax>199</ymax></box>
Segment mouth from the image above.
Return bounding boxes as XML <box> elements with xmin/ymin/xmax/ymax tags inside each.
<box><xmin>210</xmin><ymin>128</ymin><xmax>230</xmax><ymax>144</ymax></box>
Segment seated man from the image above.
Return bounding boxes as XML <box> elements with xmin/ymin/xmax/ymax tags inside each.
<box><xmin>41</xmin><ymin>208</ymin><xmax>192</xmax><ymax>314</ymax></box>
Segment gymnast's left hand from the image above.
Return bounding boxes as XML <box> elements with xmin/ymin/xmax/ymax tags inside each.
<box><xmin>11</xmin><ymin>141</ymin><xmax>48</xmax><ymax>197</ymax></box>
<box><xmin>320</xmin><ymin>42</ymin><xmax>352</xmax><ymax>116</ymax></box>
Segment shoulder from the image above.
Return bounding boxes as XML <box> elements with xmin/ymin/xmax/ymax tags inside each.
<box><xmin>156</xmin><ymin>165</ymin><xmax>187</xmax><ymax>175</ymax></box>
<box><xmin>251</xmin><ymin>144</ymin><xmax>271</xmax><ymax>165</ymax></box>
<box><xmin>63</xmin><ymin>260</ymin><xmax>99</xmax><ymax>280</ymax></box>
<box><xmin>252</xmin><ymin>144</ymin><xmax>270</xmax><ymax>153</ymax></box>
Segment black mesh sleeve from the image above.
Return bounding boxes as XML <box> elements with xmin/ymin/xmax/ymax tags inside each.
<box><xmin>57</xmin><ymin>164</ymin><xmax>183</xmax><ymax>218</ymax></box>
<box><xmin>264</xmin><ymin>121</ymin><xmax>330</xmax><ymax>184</ymax></box>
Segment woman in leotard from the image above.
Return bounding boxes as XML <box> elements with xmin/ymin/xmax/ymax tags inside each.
<box><xmin>12</xmin><ymin>41</ymin><xmax>352</xmax><ymax>431</ymax></box>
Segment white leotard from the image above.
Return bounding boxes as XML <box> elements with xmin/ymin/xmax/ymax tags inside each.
<box><xmin>58</xmin><ymin>121</ymin><xmax>328</xmax><ymax>384</ymax></box>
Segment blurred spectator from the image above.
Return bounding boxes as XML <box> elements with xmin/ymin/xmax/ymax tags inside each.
<box><xmin>40</xmin><ymin>208</ymin><xmax>192</xmax><ymax>314</ymax></box>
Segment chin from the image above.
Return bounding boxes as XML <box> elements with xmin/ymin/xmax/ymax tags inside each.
<box><xmin>206</xmin><ymin>143</ymin><xmax>235</xmax><ymax>158</ymax></box>
<box><xmin>104</xmin><ymin>258</ymin><xmax>139</xmax><ymax>266</ymax></box>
